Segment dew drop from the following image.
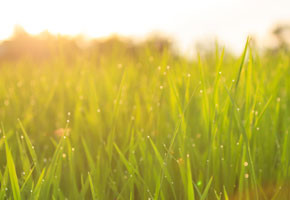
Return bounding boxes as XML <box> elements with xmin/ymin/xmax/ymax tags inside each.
<box><xmin>197</xmin><ymin>181</ymin><xmax>202</xmax><ymax>186</ymax></box>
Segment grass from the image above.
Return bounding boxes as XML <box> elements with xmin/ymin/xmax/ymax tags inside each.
<box><xmin>0</xmin><ymin>38</ymin><xmax>289</xmax><ymax>199</ymax></box>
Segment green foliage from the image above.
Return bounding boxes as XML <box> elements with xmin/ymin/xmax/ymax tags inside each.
<box><xmin>0</xmin><ymin>38</ymin><xmax>289</xmax><ymax>199</ymax></box>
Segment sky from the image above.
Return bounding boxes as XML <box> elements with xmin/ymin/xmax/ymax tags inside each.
<box><xmin>0</xmin><ymin>0</ymin><xmax>290</xmax><ymax>53</ymax></box>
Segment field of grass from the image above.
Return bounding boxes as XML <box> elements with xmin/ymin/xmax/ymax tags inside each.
<box><xmin>0</xmin><ymin>38</ymin><xmax>289</xmax><ymax>200</ymax></box>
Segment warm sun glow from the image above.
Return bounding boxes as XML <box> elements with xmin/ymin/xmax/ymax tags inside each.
<box><xmin>0</xmin><ymin>0</ymin><xmax>289</xmax><ymax>199</ymax></box>
<box><xmin>1</xmin><ymin>0</ymin><xmax>290</xmax><ymax>52</ymax></box>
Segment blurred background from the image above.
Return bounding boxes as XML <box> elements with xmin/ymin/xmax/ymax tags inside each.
<box><xmin>0</xmin><ymin>0</ymin><xmax>290</xmax><ymax>60</ymax></box>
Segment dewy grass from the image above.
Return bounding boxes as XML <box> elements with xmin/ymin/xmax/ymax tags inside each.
<box><xmin>0</xmin><ymin>38</ymin><xmax>289</xmax><ymax>199</ymax></box>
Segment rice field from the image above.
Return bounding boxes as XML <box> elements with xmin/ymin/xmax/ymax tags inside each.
<box><xmin>0</xmin><ymin>37</ymin><xmax>289</xmax><ymax>199</ymax></box>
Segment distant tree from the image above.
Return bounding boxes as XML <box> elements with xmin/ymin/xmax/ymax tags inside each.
<box><xmin>0</xmin><ymin>26</ymin><xmax>177</xmax><ymax>62</ymax></box>
<box><xmin>272</xmin><ymin>24</ymin><xmax>290</xmax><ymax>51</ymax></box>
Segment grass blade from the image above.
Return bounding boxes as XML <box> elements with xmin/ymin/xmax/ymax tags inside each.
<box><xmin>4</xmin><ymin>133</ymin><xmax>21</xmax><ymax>200</ymax></box>
<box><xmin>200</xmin><ymin>177</ymin><xmax>213</xmax><ymax>200</ymax></box>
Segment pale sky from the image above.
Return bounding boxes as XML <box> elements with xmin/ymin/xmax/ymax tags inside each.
<box><xmin>0</xmin><ymin>0</ymin><xmax>290</xmax><ymax>53</ymax></box>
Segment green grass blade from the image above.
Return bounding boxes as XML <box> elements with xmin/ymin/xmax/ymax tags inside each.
<box><xmin>200</xmin><ymin>177</ymin><xmax>213</xmax><ymax>200</ymax></box>
<box><xmin>88</xmin><ymin>172</ymin><xmax>97</xmax><ymax>200</ymax></box>
<box><xmin>235</xmin><ymin>37</ymin><xmax>250</xmax><ymax>90</ymax></box>
<box><xmin>5</xmin><ymin>135</ymin><xmax>21</xmax><ymax>200</ymax></box>
<box><xmin>18</xmin><ymin>119</ymin><xmax>40</xmax><ymax>174</ymax></box>
<box><xmin>187</xmin><ymin>156</ymin><xmax>195</xmax><ymax>200</ymax></box>
<box><xmin>31</xmin><ymin>168</ymin><xmax>46</xmax><ymax>199</ymax></box>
